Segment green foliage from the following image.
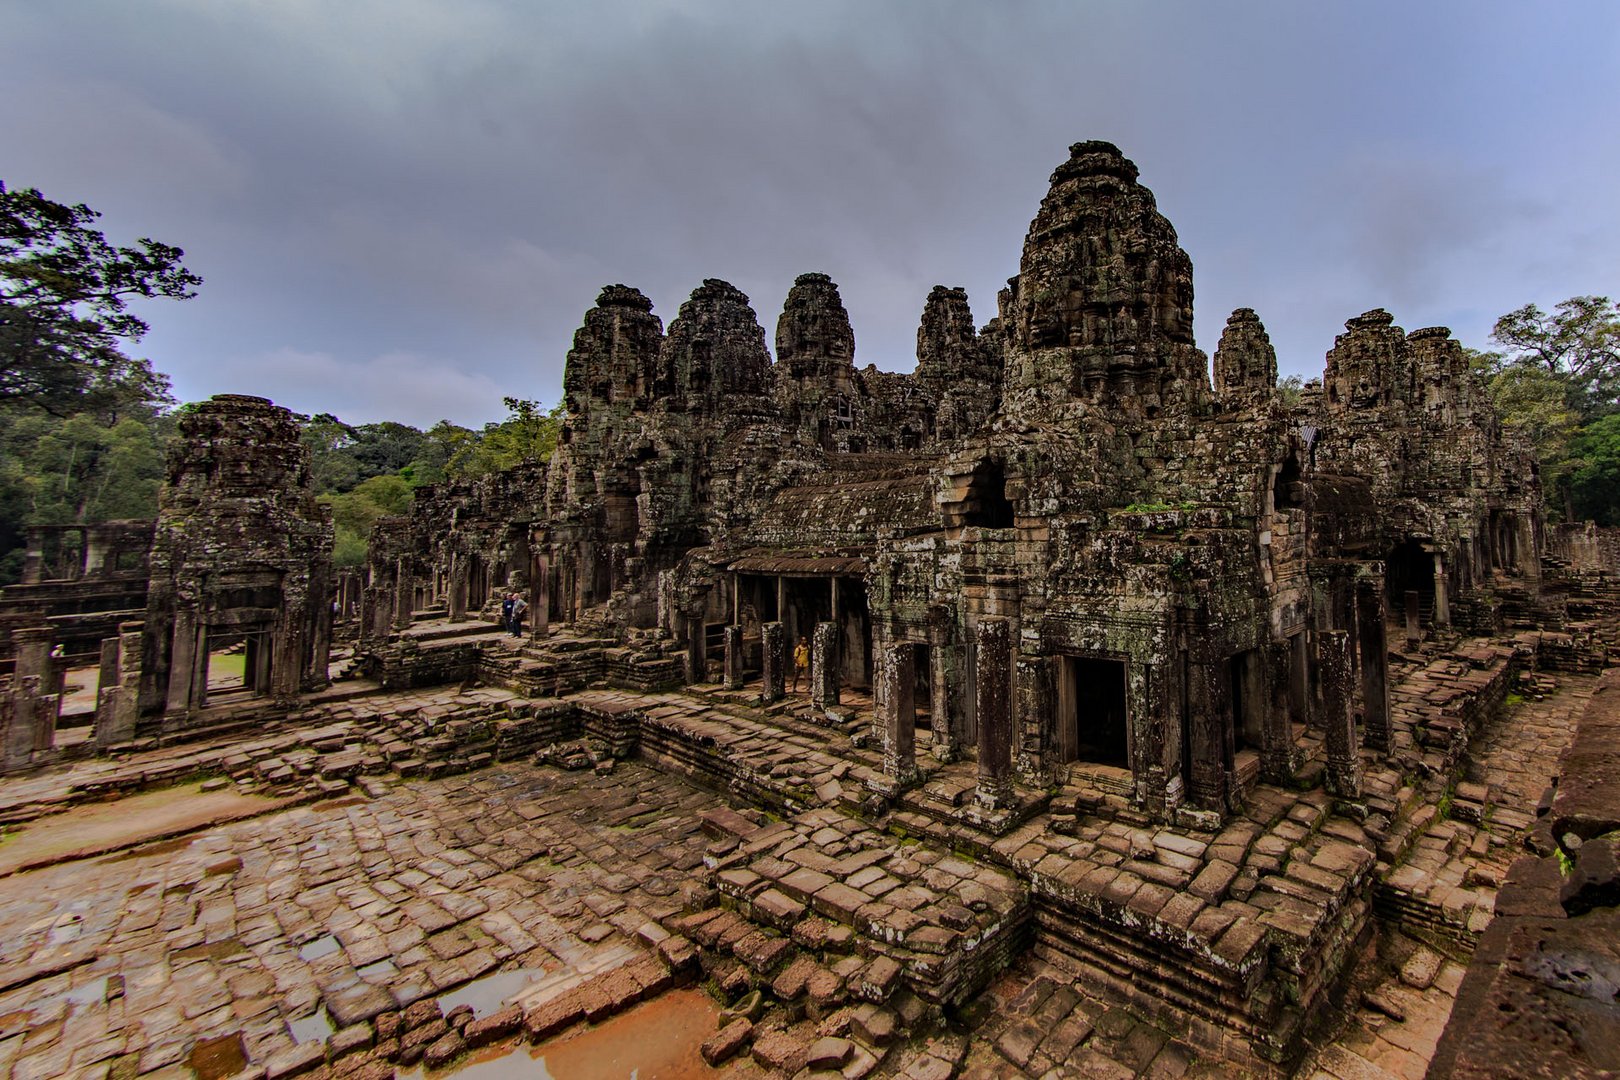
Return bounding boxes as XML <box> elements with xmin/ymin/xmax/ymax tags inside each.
<box><xmin>1567</xmin><ymin>414</ymin><xmax>1620</xmax><ymax>526</ymax></box>
<box><xmin>1492</xmin><ymin>296</ymin><xmax>1620</xmax><ymax>421</ymax></box>
<box><xmin>1277</xmin><ymin>374</ymin><xmax>1304</xmax><ymax>408</ymax></box>
<box><xmin>1479</xmin><ymin>296</ymin><xmax>1620</xmax><ymax>523</ymax></box>
<box><xmin>1</xmin><ymin>181</ymin><xmax>198</xmax><ymax>418</ymax></box>
<box><xmin>0</xmin><ymin>407</ymin><xmax>172</xmax><ymax>581</ymax></box>
<box><xmin>446</xmin><ymin>397</ymin><xmax>564</xmax><ymax>478</ymax></box>
<box><xmin>302</xmin><ymin>400</ymin><xmax>561</xmax><ymax>566</ymax></box>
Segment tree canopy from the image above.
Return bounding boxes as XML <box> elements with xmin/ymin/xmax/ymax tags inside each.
<box><xmin>1</xmin><ymin>182</ymin><xmax>201</xmax><ymax>418</ymax></box>
<box><xmin>1477</xmin><ymin>295</ymin><xmax>1620</xmax><ymax>522</ymax></box>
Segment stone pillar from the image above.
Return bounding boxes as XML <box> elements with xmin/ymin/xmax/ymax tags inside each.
<box><xmin>1404</xmin><ymin>589</ymin><xmax>1421</xmax><ymax>648</ymax></box>
<box><xmin>974</xmin><ymin>617</ymin><xmax>1014</xmax><ymax>809</ymax></box>
<box><xmin>927</xmin><ymin>614</ymin><xmax>958</xmax><ymax>762</ymax></box>
<box><xmin>1260</xmin><ymin>642</ymin><xmax>1294</xmax><ymax>783</ymax></box>
<box><xmin>1014</xmin><ymin>655</ymin><xmax>1053</xmax><ymax>784</ymax></box>
<box><xmin>392</xmin><ymin>557</ymin><xmax>414</xmax><ymax>630</ymax></box>
<box><xmin>1318</xmin><ymin>630</ymin><xmax>1362</xmax><ymax>798</ymax></box>
<box><xmin>683</xmin><ymin>616</ymin><xmax>706</xmax><ymax>684</ymax></box>
<box><xmin>20</xmin><ymin>531</ymin><xmax>45</xmax><ymax>584</ymax></box>
<box><xmin>29</xmin><ymin>678</ymin><xmax>59</xmax><ymax>754</ymax></box>
<box><xmin>1185</xmin><ymin>654</ymin><xmax>1227</xmax><ymax>810</ymax></box>
<box><xmin>531</xmin><ymin>554</ymin><xmax>550</xmax><ymax>639</ymax></box>
<box><xmin>1355</xmin><ymin>577</ymin><xmax>1391</xmax><ymax>753</ymax></box>
<box><xmin>723</xmin><ymin>625</ymin><xmax>745</xmax><ymax>690</ymax></box>
<box><xmin>165</xmin><ymin>608</ymin><xmax>200</xmax><ymax>715</ymax></box>
<box><xmin>12</xmin><ymin>626</ymin><xmax>55</xmax><ymax>695</ymax></box>
<box><xmin>811</xmin><ymin>621</ymin><xmax>840</xmax><ymax>707</ymax></box>
<box><xmin>97</xmin><ymin>635</ymin><xmax>121</xmax><ymax>701</ymax></box>
<box><xmin>761</xmin><ymin>621</ymin><xmax>786</xmax><ymax>704</ymax></box>
<box><xmin>95</xmin><ymin>623</ymin><xmax>143</xmax><ymax>748</ymax></box>
<box><xmin>2</xmin><ymin>680</ymin><xmax>39</xmax><ymax>770</ymax></box>
<box><xmin>880</xmin><ymin>642</ymin><xmax>917</xmax><ymax>786</ymax></box>
<box><xmin>1432</xmin><ymin>552</ymin><xmax>1450</xmax><ymax>627</ymax></box>
<box><xmin>448</xmin><ymin>555</ymin><xmax>469</xmax><ymax>621</ymax></box>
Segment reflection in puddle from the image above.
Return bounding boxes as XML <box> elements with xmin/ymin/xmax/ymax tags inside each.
<box><xmin>298</xmin><ymin>934</ymin><xmax>340</xmax><ymax>961</ymax></box>
<box><xmin>437</xmin><ymin>968</ymin><xmax>546</xmax><ymax>1019</ymax></box>
<box><xmin>64</xmin><ymin>976</ymin><xmax>108</xmax><ymax>1007</ymax></box>
<box><xmin>287</xmin><ymin>1004</ymin><xmax>334</xmax><ymax>1044</ymax></box>
<box><xmin>400</xmin><ymin>988</ymin><xmax>719</xmax><ymax>1079</ymax></box>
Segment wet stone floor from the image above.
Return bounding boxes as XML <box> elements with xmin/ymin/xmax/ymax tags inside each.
<box><xmin>0</xmin><ymin>762</ymin><xmax>724</xmax><ymax>1079</ymax></box>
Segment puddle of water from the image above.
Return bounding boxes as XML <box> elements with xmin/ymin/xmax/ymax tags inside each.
<box><xmin>287</xmin><ymin>1004</ymin><xmax>334</xmax><ymax>1044</ymax></box>
<box><xmin>400</xmin><ymin>988</ymin><xmax>719</xmax><ymax>1079</ymax></box>
<box><xmin>436</xmin><ymin>968</ymin><xmax>548</xmax><ymax>1020</ymax></box>
<box><xmin>47</xmin><ymin>913</ymin><xmax>85</xmax><ymax>945</ymax></box>
<box><xmin>298</xmin><ymin>934</ymin><xmax>340</xmax><ymax>961</ymax></box>
<box><xmin>64</xmin><ymin>976</ymin><xmax>108</xmax><ymax>1007</ymax></box>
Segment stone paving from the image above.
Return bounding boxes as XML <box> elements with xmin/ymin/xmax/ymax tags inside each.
<box><xmin>0</xmin><ymin>761</ymin><xmax>722</xmax><ymax>1078</ymax></box>
<box><xmin>0</xmin><ymin>629</ymin><xmax>1601</xmax><ymax>1078</ymax></box>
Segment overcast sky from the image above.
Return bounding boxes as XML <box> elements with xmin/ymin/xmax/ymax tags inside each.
<box><xmin>4</xmin><ymin>1</ymin><xmax>1617</xmax><ymax>429</ymax></box>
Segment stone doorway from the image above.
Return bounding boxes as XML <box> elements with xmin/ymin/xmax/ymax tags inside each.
<box><xmin>1055</xmin><ymin>655</ymin><xmax>1130</xmax><ymax>767</ymax></box>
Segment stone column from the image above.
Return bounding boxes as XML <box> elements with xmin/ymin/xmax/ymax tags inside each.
<box><xmin>1260</xmin><ymin>642</ymin><xmax>1294</xmax><ymax>782</ymax></box>
<box><xmin>761</xmin><ymin>621</ymin><xmax>786</xmax><ymax>704</ymax></box>
<box><xmin>1432</xmin><ymin>552</ymin><xmax>1450</xmax><ymax>627</ymax></box>
<box><xmin>1355</xmin><ymin>577</ymin><xmax>1391</xmax><ymax>753</ymax></box>
<box><xmin>974</xmin><ymin>617</ymin><xmax>1014</xmax><ymax>809</ymax></box>
<box><xmin>531</xmin><ymin>554</ymin><xmax>550</xmax><ymax>639</ymax></box>
<box><xmin>683</xmin><ymin>616</ymin><xmax>706</xmax><ymax>684</ymax></box>
<box><xmin>1318</xmin><ymin>630</ymin><xmax>1362</xmax><ymax>798</ymax></box>
<box><xmin>97</xmin><ymin>635</ymin><xmax>120</xmax><ymax>702</ymax></box>
<box><xmin>165</xmin><ymin>608</ymin><xmax>199</xmax><ymax>715</ymax></box>
<box><xmin>2</xmin><ymin>680</ymin><xmax>38</xmax><ymax>770</ymax></box>
<box><xmin>880</xmin><ymin>642</ymin><xmax>917</xmax><ymax>786</ymax></box>
<box><xmin>1404</xmin><ymin>589</ymin><xmax>1421</xmax><ymax>648</ymax></box>
<box><xmin>811</xmin><ymin>621</ymin><xmax>840</xmax><ymax>707</ymax></box>
<box><xmin>448</xmin><ymin>555</ymin><xmax>469</xmax><ymax>621</ymax></box>
<box><xmin>1014</xmin><ymin>655</ymin><xmax>1053</xmax><ymax>784</ymax></box>
<box><xmin>1185</xmin><ymin>654</ymin><xmax>1227</xmax><ymax>810</ymax></box>
<box><xmin>95</xmin><ymin>623</ymin><xmax>143</xmax><ymax>748</ymax></box>
<box><xmin>20</xmin><ymin>531</ymin><xmax>45</xmax><ymax>584</ymax></box>
<box><xmin>29</xmin><ymin>678</ymin><xmax>59</xmax><ymax>754</ymax></box>
<box><xmin>926</xmin><ymin>606</ymin><xmax>959</xmax><ymax>762</ymax></box>
<box><xmin>12</xmin><ymin>626</ymin><xmax>56</xmax><ymax>697</ymax></box>
<box><xmin>393</xmin><ymin>557</ymin><xmax>414</xmax><ymax>630</ymax></box>
<box><xmin>723</xmin><ymin>625</ymin><xmax>745</xmax><ymax>690</ymax></box>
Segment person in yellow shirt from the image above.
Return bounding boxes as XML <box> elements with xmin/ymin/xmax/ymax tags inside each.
<box><xmin>792</xmin><ymin>636</ymin><xmax>810</xmax><ymax>693</ymax></box>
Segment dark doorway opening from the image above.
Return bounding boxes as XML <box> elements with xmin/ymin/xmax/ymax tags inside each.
<box><xmin>1229</xmin><ymin>650</ymin><xmax>1265</xmax><ymax>752</ymax></box>
<box><xmin>963</xmin><ymin>460</ymin><xmax>1015</xmax><ymax>529</ymax></box>
<box><xmin>1057</xmin><ymin>656</ymin><xmax>1130</xmax><ymax>767</ymax></box>
<box><xmin>1386</xmin><ymin>538</ymin><xmax>1434</xmax><ymax>622</ymax></box>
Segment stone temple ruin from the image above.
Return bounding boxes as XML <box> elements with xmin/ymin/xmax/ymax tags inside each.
<box><xmin>2</xmin><ymin>141</ymin><xmax>1618</xmax><ymax>1078</ymax></box>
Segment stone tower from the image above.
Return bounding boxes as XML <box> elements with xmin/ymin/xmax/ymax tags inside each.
<box><xmin>1213</xmin><ymin>307</ymin><xmax>1279</xmax><ymax>399</ymax></box>
<box><xmin>139</xmin><ymin>395</ymin><xmax>333</xmax><ymax>725</ymax></box>
<box><xmin>999</xmin><ymin>141</ymin><xmax>1209</xmax><ymax>423</ymax></box>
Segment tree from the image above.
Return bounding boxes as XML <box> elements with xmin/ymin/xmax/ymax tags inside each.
<box><xmin>1470</xmin><ymin>348</ymin><xmax>1582</xmax><ymax>519</ymax></box>
<box><xmin>1491</xmin><ymin>296</ymin><xmax>1620</xmax><ymax>421</ymax></box>
<box><xmin>446</xmin><ymin>397</ymin><xmax>563</xmax><ymax>478</ymax></box>
<box><xmin>1</xmin><ymin>182</ymin><xmax>200</xmax><ymax>418</ymax></box>
<box><xmin>1567</xmin><ymin>414</ymin><xmax>1620</xmax><ymax>526</ymax></box>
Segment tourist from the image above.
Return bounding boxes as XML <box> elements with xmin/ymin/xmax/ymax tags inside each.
<box><xmin>792</xmin><ymin>635</ymin><xmax>810</xmax><ymax>692</ymax></box>
<box><xmin>511</xmin><ymin>594</ymin><xmax>527</xmax><ymax>637</ymax></box>
<box><xmin>500</xmin><ymin>592</ymin><xmax>514</xmax><ymax>633</ymax></box>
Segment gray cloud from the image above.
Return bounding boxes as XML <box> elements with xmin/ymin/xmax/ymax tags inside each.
<box><xmin>2</xmin><ymin>0</ymin><xmax>1616</xmax><ymax>426</ymax></box>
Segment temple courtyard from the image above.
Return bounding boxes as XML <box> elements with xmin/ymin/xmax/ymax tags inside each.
<box><xmin>0</xmin><ymin>623</ymin><xmax>1601</xmax><ymax>1079</ymax></box>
